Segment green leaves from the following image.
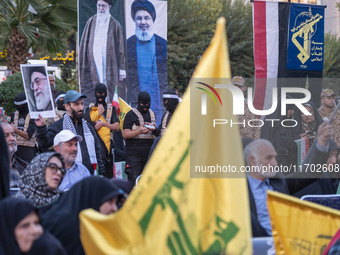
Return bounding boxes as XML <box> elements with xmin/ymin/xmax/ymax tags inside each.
<box><xmin>0</xmin><ymin>72</ymin><xmax>24</xmax><ymax>115</ymax></box>
<box><xmin>0</xmin><ymin>0</ymin><xmax>76</xmax><ymax>72</ymax></box>
<box><xmin>168</xmin><ymin>0</ymin><xmax>254</xmax><ymax>92</ymax></box>
<box><xmin>323</xmin><ymin>33</ymin><xmax>340</xmax><ymax>78</ymax></box>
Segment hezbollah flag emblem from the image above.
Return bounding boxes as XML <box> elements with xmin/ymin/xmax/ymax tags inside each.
<box><xmin>79</xmin><ymin>17</ymin><xmax>252</xmax><ymax>255</ymax></box>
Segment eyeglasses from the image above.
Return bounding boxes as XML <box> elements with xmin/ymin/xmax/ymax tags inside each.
<box><xmin>135</xmin><ymin>16</ymin><xmax>152</xmax><ymax>22</ymax></box>
<box><xmin>30</xmin><ymin>77</ymin><xmax>47</xmax><ymax>90</ymax></box>
<box><xmin>96</xmin><ymin>3</ymin><xmax>109</xmax><ymax>8</ymax></box>
<box><xmin>46</xmin><ymin>163</ymin><xmax>66</xmax><ymax>176</ymax></box>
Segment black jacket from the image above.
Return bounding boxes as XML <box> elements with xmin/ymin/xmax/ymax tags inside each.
<box><xmin>249</xmin><ymin>140</ymin><xmax>338</xmax><ymax>237</ymax></box>
<box><xmin>36</xmin><ymin>117</ymin><xmax>105</xmax><ymax>175</ymax></box>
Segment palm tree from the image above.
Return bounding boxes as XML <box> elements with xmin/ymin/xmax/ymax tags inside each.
<box><xmin>0</xmin><ymin>0</ymin><xmax>75</xmax><ymax>73</ymax></box>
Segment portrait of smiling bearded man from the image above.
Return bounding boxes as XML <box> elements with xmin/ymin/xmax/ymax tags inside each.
<box><xmin>126</xmin><ymin>0</ymin><xmax>168</xmax><ymax>125</ymax></box>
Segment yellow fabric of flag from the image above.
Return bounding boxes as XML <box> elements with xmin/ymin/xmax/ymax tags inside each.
<box><xmin>118</xmin><ymin>97</ymin><xmax>132</xmax><ymax>131</ymax></box>
<box><xmin>80</xmin><ymin>17</ymin><xmax>252</xmax><ymax>255</ymax></box>
<box><xmin>267</xmin><ymin>190</ymin><xmax>340</xmax><ymax>255</ymax></box>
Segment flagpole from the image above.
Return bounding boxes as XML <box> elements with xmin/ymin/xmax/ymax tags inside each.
<box><xmin>328</xmin><ymin>102</ymin><xmax>340</xmax><ymax>124</ymax></box>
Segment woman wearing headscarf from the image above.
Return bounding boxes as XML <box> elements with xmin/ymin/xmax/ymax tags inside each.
<box><xmin>16</xmin><ymin>152</ymin><xmax>65</xmax><ymax>207</ymax></box>
<box><xmin>111</xmin><ymin>178</ymin><xmax>132</xmax><ymax>208</ymax></box>
<box><xmin>0</xmin><ymin>126</ymin><xmax>10</xmax><ymax>199</ymax></box>
<box><xmin>40</xmin><ymin>176</ymin><xmax>125</xmax><ymax>255</ymax></box>
<box><xmin>261</xmin><ymin>97</ymin><xmax>301</xmax><ymax>166</ymax></box>
<box><xmin>295</xmin><ymin>102</ymin><xmax>323</xmax><ymax>140</ymax></box>
<box><xmin>29</xmin><ymin>231</ymin><xmax>66</xmax><ymax>255</ymax></box>
<box><xmin>0</xmin><ymin>197</ymin><xmax>66</xmax><ymax>255</ymax></box>
<box><xmin>0</xmin><ymin>197</ymin><xmax>43</xmax><ymax>254</ymax></box>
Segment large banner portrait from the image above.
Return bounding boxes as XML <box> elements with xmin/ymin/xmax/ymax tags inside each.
<box><xmin>79</xmin><ymin>0</ymin><xmax>127</xmax><ymax>106</ymax></box>
<box><xmin>20</xmin><ymin>64</ymin><xmax>56</xmax><ymax>119</ymax></box>
<box><xmin>125</xmin><ymin>0</ymin><xmax>168</xmax><ymax>125</ymax></box>
<box><xmin>287</xmin><ymin>4</ymin><xmax>325</xmax><ymax>71</ymax></box>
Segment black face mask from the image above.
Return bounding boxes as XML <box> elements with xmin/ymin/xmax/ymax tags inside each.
<box><xmin>95</xmin><ymin>92</ymin><xmax>107</xmax><ymax>106</ymax></box>
<box><xmin>137</xmin><ymin>91</ymin><xmax>151</xmax><ymax>113</ymax></box>
<box><xmin>163</xmin><ymin>98</ymin><xmax>178</xmax><ymax>113</ymax></box>
<box><xmin>95</xmin><ymin>84</ymin><xmax>107</xmax><ymax>106</ymax></box>
<box><xmin>137</xmin><ymin>103</ymin><xmax>150</xmax><ymax>114</ymax></box>
<box><xmin>57</xmin><ymin>100</ymin><xmax>66</xmax><ymax>111</ymax></box>
<box><xmin>17</xmin><ymin>104</ymin><xmax>29</xmax><ymax>115</ymax></box>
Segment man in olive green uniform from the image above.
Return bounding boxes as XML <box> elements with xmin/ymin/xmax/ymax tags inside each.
<box><xmin>318</xmin><ymin>89</ymin><xmax>340</xmax><ymax>146</ymax></box>
<box><xmin>232</xmin><ymin>76</ymin><xmax>260</xmax><ymax>140</ymax></box>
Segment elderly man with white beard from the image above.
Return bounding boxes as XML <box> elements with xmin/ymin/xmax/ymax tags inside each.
<box><xmin>79</xmin><ymin>0</ymin><xmax>126</xmax><ymax>106</ymax></box>
<box><xmin>127</xmin><ymin>0</ymin><xmax>168</xmax><ymax>125</ymax></box>
<box><xmin>29</xmin><ymin>67</ymin><xmax>52</xmax><ymax>111</ymax></box>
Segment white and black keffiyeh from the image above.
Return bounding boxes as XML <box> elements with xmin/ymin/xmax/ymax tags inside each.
<box><xmin>62</xmin><ymin>114</ymin><xmax>97</xmax><ymax>165</ymax></box>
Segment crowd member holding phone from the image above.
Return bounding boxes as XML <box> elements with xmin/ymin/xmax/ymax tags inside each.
<box><xmin>298</xmin><ymin>102</ymin><xmax>323</xmax><ymax>141</ymax></box>
<box><xmin>318</xmin><ymin>88</ymin><xmax>340</xmax><ymax>146</ymax></box>
<box><xmin>122</xmin><ymin>91</ymin><xmax>156</xmax><ymax>187</ymax></box>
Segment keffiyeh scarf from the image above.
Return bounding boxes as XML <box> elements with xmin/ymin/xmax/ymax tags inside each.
<box><xmin>63</xmin><ymin>114</ymin><xmax>97</xmax><ymax>165</ymax></box>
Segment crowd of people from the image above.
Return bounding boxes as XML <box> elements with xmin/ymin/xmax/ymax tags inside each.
<box><xmin>0</xmin><ymin>71</ymin><xmax>339</xmax><ymax>253</ymax></box>
<box><xmin>0</xmin><ymin>69</ymin><xmax>180</xmax><ymax>254</ymax></box>
<box><xmin>233</xmin><ymin>77</ymin><xmax>340</xmax><ymax>238</ymax></box>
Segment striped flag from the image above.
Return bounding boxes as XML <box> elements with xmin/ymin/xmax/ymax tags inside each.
<box><xmin>112</xmin><ymin>86</ymin><xmax>120</xmax><ymax>115</ymax></box>
<box><xmin>295</xmin><ymin>138</ymin><xmax>309</xmax><ymax>167</ymax></box>
<box><xmin>253</xmin><ymin>0</ymin><xmax>290</xmax><ymax>111</ymax></box>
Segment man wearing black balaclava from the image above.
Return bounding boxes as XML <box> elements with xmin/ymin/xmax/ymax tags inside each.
<box><xmin>45</xmin><ymin>91</ymin><xmax>67</xmax><ymax>127</ymax></box>
<box><xmin>54</xmin><ymin>91</ymin><xmax>66</xmax><ymax>119</ymax></box>
<box><xmin>84</xmin><ymin>83</ymin><xmax>119</xmax><ymax>178</ymax></box>
<box><xmin>153</xmin><ymin>90</ymin><xmax>179</xmax><ymax>137</ymax></box>
<box><xmin>123</xmin><ymin>91</ymin><xmax>156</xmax><ymax>187</ymax></box>
<box><xmin>10</xmin><ymin>93</ymin><xmax>38</xmax><ymax>163</ymax></box>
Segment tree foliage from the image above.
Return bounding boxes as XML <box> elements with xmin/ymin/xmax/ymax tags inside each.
<box><xmin>0</xmin><ymin>72</ymin><xmax>24</xmax><ymax>115</ymax></box>
<box><xmin>167</xmin><ymin>0</ymin><xmax>218</xmax><ymax>91</ymax></box>
<box><xmin>167</xmin><ymin>0</ymin><xmax>253</xmax><ymax>92</ymax></box>
<box><xmin>322</xmin><ymin>33</ymin><xmax>340</xmax><ymax>95</ymax></box>
<box><xmin>222</xmin><ymin>0</ymin><xmax>254</xmax><ymax>78</ymax></box>
<box><xmin>323</xmin><ymin>33</ymin><xmax>340</xmax><ymax>78</ymax></box>
<box><xmin>55</xmin><ymin>77</ymin><xmax>71</xmax><ymax>93</ymax></box>
<box><xmin>0</xmin><ymin>0</ymin><xmax>76</xmax><ymax>72</ymax></box>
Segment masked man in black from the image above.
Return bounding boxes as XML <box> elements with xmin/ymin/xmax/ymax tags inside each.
<box><xmin>153</xmin><ymin>90</ymin><xmax>179</xmax><ymax>137</ymax></box>
<box><xmin>122</xmin><ymin>91</ymin><xmax>156</xmax><ymax>187</ymax></box>
<box><xmin>84</xmin><ymin>84</ymin><xmax>119</xmax><ymax>178</ymax></box>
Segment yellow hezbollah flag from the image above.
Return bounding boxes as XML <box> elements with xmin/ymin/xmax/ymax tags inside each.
<box><xmin>118</xmin><ymin>97</ymin><xmax>132</xmax><ymax>131</ymax></box>
<box><xmin>80</xmin><ymin>17</ymin><xmax>252</xmax><ymax>255</ymax></box>
<box><xmin>267</xmin><ymin>190</ymin><xmax>340</xmax><ymax>255</ymax></box>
